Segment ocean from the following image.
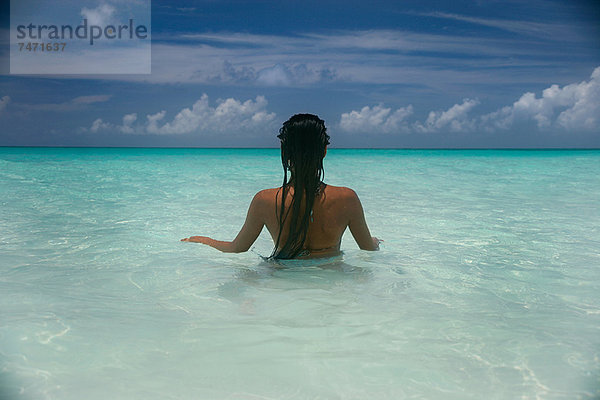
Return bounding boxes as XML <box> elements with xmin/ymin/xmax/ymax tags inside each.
<box><xmin>1</xmin><ymin>147</ymin><xmax>599</xmax><ymax>399</ymax></box>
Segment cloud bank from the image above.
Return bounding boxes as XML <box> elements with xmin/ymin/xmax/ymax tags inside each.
<box><xmin>414</xmin><ymin>99</ymin><xmax>479</xmax><ymax>133</ymax></box>
<box><xmin>339</xmin><ymin>66</ymin><xmax>600</xmax><ymax>134</ymax></box>
<box><xmin>480</xmin><ymin>67</ymin><xmax>600</xmax><ymax>132</ymax></box>
<box><xmin>82</xmin><ymin>66</ymin><xmax>599</xmax><ymax>139</ymax></box>
<box><xmin>340</xmin><ymin>104</ymin><xmax>413</xmax><ymax>134</ymax></box>
<box><xmin>85</xmin><ymin>94</ymin><xmax>276</xmax><ymax>135</ymax></box>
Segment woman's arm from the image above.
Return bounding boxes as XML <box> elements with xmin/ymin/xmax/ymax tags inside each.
<box><xmin>181</xmin><ymin>191</ymin><xmax>265</xmax><ymax>253</ymax></box>
<box><xmin>346</xmin><ymin>189</ymin><xmax>380</xmax><ymax>251</ymax></box>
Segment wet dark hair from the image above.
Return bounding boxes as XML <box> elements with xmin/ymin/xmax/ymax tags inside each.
<box><xmin>271</xmin><ymin>114</ymin><xmax>330</xmax><ymax>259</ymax></box>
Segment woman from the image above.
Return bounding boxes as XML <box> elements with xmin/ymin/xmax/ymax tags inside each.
<box><xmin>181</xmin><ymin>113</ymin><xmax>380</xmax><ymax>259</ymax></box>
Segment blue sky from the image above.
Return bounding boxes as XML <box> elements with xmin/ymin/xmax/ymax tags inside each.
<box><xmin>0</xmin><ymin>0</ymin><xmax>599</xmax><ymax>147</ymax></box>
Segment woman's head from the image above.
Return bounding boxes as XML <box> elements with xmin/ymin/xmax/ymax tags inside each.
<box><xmin>277</xmin><ymin>113</ymin><xmax>330</xmax><ymax>175</ymax></box>
<box><xmin>272</xmin><ymin>114</ymin><xmax>330</xmax><ymax>259</ymax></box>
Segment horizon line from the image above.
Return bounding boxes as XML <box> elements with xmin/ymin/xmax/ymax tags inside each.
<box><xmin>1</xmin><ymin>146</ymin><xmax>599</xmax><ymax>150</ymax></box>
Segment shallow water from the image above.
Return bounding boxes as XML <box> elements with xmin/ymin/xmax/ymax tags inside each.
<box><xmin>1</xmin><ymin>148</ymin><xmax>599</xmax><ymax>399</ymax></box>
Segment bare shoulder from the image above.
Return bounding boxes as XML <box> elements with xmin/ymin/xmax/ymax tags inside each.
<box><xmin>323</xmin><ymin>185</ymin><xmax>363</xmax><ymax>215</ymax></box>
<box><xmin>323</xmin><ymin>184</ymin><xmax>359</xmax><ymax>201</ymax></box>
<box><xmin>255</xmin><ymin>188</ymin><xmax>273</xmax><ymax>197</ymax></box>
<box><xmin>253</xmin><ymin>188</ymin><xmax>281</xmax><ymax>205</ymax></box>
<box><xmin>257</xmin><ymin>187</ymin><xmax>280</xmax><ymax>197</ymax></box>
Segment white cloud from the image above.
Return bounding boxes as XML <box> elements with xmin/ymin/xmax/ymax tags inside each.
<box><xmin>257</xmin><ymin>64</ymin><xmax>292</xmax><ymax>86</ymax></box>
<box><xmin>0</xmin><ymin>95</ymin><xmax>10</xmax><ymax>113</ymax></box>
<box><xmin>215</xmin><ymin>62</ymin><xmax>335</xmax><ymax>86</ymax></box>
<box><xmin>480</xmin><ymin>66</ymin><xmax>600</xmax><ymax>132</ymax></box>
<box><xmin>340</xmin><ymin>104</ymin><xmax>413</xmax><ymax>134</ymax></box>
<box><xmin>553</xmin><ymin>69</ymin><xmax>600</xmax><ymax>131</ymax></box>
<box><xmin>86</xmin><ymin>94</ymin><xmax>276</xmax><ymax>135</ymax></box>
<box><xmin>339</xmin><ymin>99</ymin><xmax>478</xmax><ymax>134</ymax></box>
<box><xmin>85</xmin><ymin>113</ymin><xmax>139</xmax><ymax>134</ymax></box>
<box><xmin>81</xmin><ymin>3</ymin><xmax>116</xmax><ymax>26</ymax></box>
<box><xmin>414</xmin><ymin>99</ymin><xmax>479</xmax><ymax>133</ymax></box>
<box><xmin>148</xmin><ymin>94</ymin><xmax>275</xmax><ymax>134</ymax></box>
<box><xmin>89</xmin><ymin>118</ymin><xmax>111</xmax><ymax>133</ymax></box>
<box><xmin>145</xmin><ymin>110</ymin><xmax>167</xmax><ymax>134</ymax></box>
<box><xmin>120</xmin><ymin>113</ymin><xmax>137</xmax><ymax>133</ymax></box>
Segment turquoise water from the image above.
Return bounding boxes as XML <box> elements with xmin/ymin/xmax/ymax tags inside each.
<box><xmin>1</xmin><ymin>147</ymin><xmax>599</xmax><ymax>399</ymax></box>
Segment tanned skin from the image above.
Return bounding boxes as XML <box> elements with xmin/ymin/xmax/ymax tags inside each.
<box><xmin>182</xmin><ymin>147</ymin><xmax>381</xmax><ymax>258</ymax></box>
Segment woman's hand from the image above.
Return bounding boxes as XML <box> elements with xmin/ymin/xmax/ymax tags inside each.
<box><xmin>372</xmin><ymin>237</ymin><xmax>383</xmax><ymax>250</ymax></box>
<box><xmin>181</xmin><ymin>236</ymin><xmax>211</xmax><ymax>244</ymax></box>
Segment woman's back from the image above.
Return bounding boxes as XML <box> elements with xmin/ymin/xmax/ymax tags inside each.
<box><xmin>257</xmin><ymin>184</ymin><xmax>378</xmax><ymax>258</ymax></box>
